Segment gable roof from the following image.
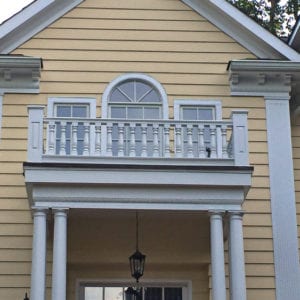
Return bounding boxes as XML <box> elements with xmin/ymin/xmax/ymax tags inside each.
<box><xmin>0</xmin><ymin>0</ymin><xmax>299</xmax><ymax>61</ymax></box>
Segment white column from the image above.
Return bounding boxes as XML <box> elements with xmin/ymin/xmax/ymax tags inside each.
<box><xmin>210</xmin><ymin>211</ymin><xmax>226</xmax><ymax>300</ymax></box>
<box><xmin>265</xmin><ymin>95</ymin><xmax>300</xmax><ymax>300</ymax></box>
<box><xmin>52</xmin><ymin>209</ymin><xmax>68</xmax><ymax>300</ymax></box>
<box><xmin>30</xmin><ymin>208</ymin><xmax>47</xmax><ymax>300</ymax></box>
<box><xmin>228</xmin><ymin>211</ymin><xmax>246</xmax><ymax>300</ymax></box>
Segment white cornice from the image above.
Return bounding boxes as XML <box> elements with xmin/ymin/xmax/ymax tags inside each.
<box><xmin>227</xmin><ymin>60</ymin><xmax>300</xmax><ymax>97</ymax></box>
<box><xmin>0</xmin><ymin>56</ymin><xmax>42</xmax><ymax>93</ymax></box>
<box><xmin>182</xmin><ymin>0</ymin><xmax>300</xmax><ymax>61</ymax></box>
<box><xmin>0</xmin><ymin>0</ymin><xmax>84</xmax><ymax>54</ymax></box>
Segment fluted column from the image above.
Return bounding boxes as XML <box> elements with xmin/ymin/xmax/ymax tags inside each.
<box><xmin>228</xmin><ymin>211</ymin><xmax>246</xmax><ymax>300</ymax></box>
<box><xmin>30</xmin><ymin>207</ymin><xmax>47</xmax><ymax>300</ymax></box>
<box><xmin>52</xmin><ymin>209</ymin><xmax>68</xmax><ymax>300</ymax></box>
<box><xmin>210</xmin><ymin>211</ymin><xmax>226</xmax><ymax>300</ymax></box>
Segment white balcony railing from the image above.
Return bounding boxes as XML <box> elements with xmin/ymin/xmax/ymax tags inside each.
<box><xmin>27</xmin><ymin>106</ymin><xmax>249</xmax><ymax>166</ymax></box>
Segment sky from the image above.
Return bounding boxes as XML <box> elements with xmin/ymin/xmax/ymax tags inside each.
<box><xmin>0</xmin><ymin>0</ymin><xmax>34</xmax><ymax>24</ymax></box>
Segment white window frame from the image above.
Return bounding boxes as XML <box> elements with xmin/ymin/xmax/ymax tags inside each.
<box><xmin>47</xmin><ymin>97</ymin><xmax>97</xmax><ymax>118</ymax></box>
<box><xmin>173</xmin><ymin>100</ymin><xmax>222</xmax><ymax>120</ymax></box>
<box><xmin>174</xmin><ymin>100</ymin><xmax>222</xmax><ymax>157</ymax></box>
<box><xmin>76</xmin><ymin>279</ymin><xmax>192</xmax><ymax>300</ymax></box>
<box><xmin>47</xmin><ymin>97</ymin><xmax>97</xmax><ymax>155</ymax></box>
<box><xmin>102</xmin><ymin>73</ymin><xmax>169</xmax><ymax>119</ymax></box>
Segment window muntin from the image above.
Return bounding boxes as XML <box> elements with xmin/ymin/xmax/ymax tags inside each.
<box><xmin>174</xmin><ymin>100</ymin><xmax>222</xmax><ymax>157</ymax></box>
<box><xmin>83</xmin><ymin>286</ymin><xmax>184</xmax><ymax>300</ymax></box>
<box><xmin>105</xmin><ymin>76</ymin><xmax>166</xmax><ymax>156</ymax></box>
<box><xmin>48</xmin><ymin>98</ymin><xmax>96</xmax><ymax>155</ymax></box>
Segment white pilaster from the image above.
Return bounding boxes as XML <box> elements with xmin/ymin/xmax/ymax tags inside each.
<box><xmin>228</xmin><ymin>211</ymin><xmax>246</xmax><ymax>300</ymax></box>
<box><xmin>52</xmin><ymin>209</ymin><xmax>68</xmax><ymax>300</ymax></box>
<box><xmin>30</xmin><ymin>207</ymin><xmax>47</xmax><ymax>300</ymax></box>
<box><xmin>210</xmin><ymin>211</ymin><xmax>226</xmax><ymax>300</ymax></box>
<box><xmin>265</xmin><ymin>94</ymin><xmax>300</xmax><ymax>300</ymax></box>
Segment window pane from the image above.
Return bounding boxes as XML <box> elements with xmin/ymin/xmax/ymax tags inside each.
<box><xmin>104</xmin><ymin>287</ymin><xmax>124</xmax><ymax>300</ymax></box>
<box><xmin>111</xmin><ymin>107</ymin><xmax>126</xmax><ymax>119</ymax></box>
<box><xmin>182</xmin><ymin>108</ymin><xmax>197</xmax><ymax>120</ymax></box>
<box><xmin>140</xmin><ymin>89</ymin><xmax>160</xmax><ymax>103</ymax></box>
<box><xmin>110</xmin><ymin>89</ymin><xmax>131</xmax><ymax>103</ymax></box>
<box><xmin>56</xmin><ymin>106</ymin><xmax>71</xmax><ymax>117</ymax></box>
<box><xmin>197</xmin><ymin>108</ymin><xmax>213</xmax><ymax>120</ymax></box>
<box><xmin>128</xmin><ymin>107</ymin><xmax>143</xmax><ymax>119</ymax></box>
<box><xmin>144</xmin><ymin>107</ymin><xmax>160</xmax><ymax>119</ymax></box>
<box><xmin>145</xmin><ymin>287</ymin><xmax>162</xmax><ymax>300</ymax></box>
<box><xmin>73</xmin><ymin>106</ymin><xmax>88</xmax><ymax>118</ymax></box>
<box><xmin>119</xmin><ymin>82</ymin><xmax>134</xmax><ymax>101</ymax></box>
<box><xmin>165</xmin><ymin>288</ymin><xmax>182</xmax><ymax>300</ymax></box>
<box><xmin>85</xmin><ymin>287</ymin><xmax>103</xmax><ymax>300</ymax></box>
<box><xmin>136</xmin><ymin>81</ymin><xmax>151</xmax><ymax>101</ymax></box>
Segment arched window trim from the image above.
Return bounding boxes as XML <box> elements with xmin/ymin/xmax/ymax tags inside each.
<box><xmin>102</xmin><ymin>73</ymin><xmax>169</xmax><ymax>119</ymax></box>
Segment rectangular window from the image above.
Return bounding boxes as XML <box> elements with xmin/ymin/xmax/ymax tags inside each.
<box><xmin>47</xmin><ymin>98</ymin><xmax>96</xmax><ymax>155</ymax></box>
<box><xmin>174</xmin><ymin>100</ymin><xmax>222</xmax><ymax>158</ymax></box>
<box><xmin>82</xmin><ymin>285</ymin><xmax>186</xmax><ymax>300</ymax></box>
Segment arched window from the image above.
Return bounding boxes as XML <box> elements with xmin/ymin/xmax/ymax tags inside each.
<box><xmin>102</xmin><ymin>73</ymin><xmax>168</xmax><ymax>119</ymax></box>
<box><xmin>102</xmin><ymin>74</ymin><xmax>168</xmax><ymax>156</ymax></box>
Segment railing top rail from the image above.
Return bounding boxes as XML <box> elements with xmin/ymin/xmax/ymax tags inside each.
<box><xmin>43</xmin><ymin>117</ymin><xmax>233</xmax><ymax>126</ymax></box>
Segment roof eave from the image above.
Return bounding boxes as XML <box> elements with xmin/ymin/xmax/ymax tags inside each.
<box><xmin>0</xmin><ymin>0</ymin><xmax>84</xmax><ymax>54</ymax></box>
<box><xmin>182</xmin><ymin>0</ymin><xmax>300</xmax><ymax>61</ymax></box>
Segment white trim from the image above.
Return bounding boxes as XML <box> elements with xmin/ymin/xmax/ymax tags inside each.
<box><xmin>76</xmin><ymin>279</ymin><xmax>192</xmax><ymax>300</ymax></box>
<box><xmin>265</xmin><ymin>95</ymin><xmax>300</xmax><ymax>300</ymax></box>
<box><xmin>47</xmin><ymin>97</ymin><xmax>97</xmax><ymax>118</ymax></box>
<box><xmin>0</xmin><ymin>0</ymin><xmax>84</xmax><ymax>54</ymax></box>
<box><xmin>182</xmin><ymin>0</ymin><xmax>300</xmax><ymax>61</ymax></box>
<box><xmin>102</xmin><ymin>73</ymin><xmax>169</xmax><ymax>119</ymax></box>
<box><xmin>173</xmin><ymin>100</ymin><xmax>222</xmax><ymax>120</ymax></box>
<box><xmin>0</xmin><ymin>94</ymin><xmax>3</xmax><ymax>141</ymax></box>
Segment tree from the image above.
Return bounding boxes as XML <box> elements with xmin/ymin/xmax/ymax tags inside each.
<box><xmin>226</xmin><ymin>0</ymin><xmax>299</xmax><ymax>37</ymax></box>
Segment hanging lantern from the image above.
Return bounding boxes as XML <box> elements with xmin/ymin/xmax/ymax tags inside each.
<box><xmin>129</xmin><ymin>212</ymin><xmax>146</xmax><ymax>282</ymax></box>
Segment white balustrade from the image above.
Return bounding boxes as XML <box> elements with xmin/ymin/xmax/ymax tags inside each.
<box><xmin>27</xmin><ymin>106</ymin><xmax>249</xmax><ymax>164</ymax></box>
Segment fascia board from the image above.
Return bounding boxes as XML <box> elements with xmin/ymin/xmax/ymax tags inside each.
<box><xmin>229</xmin><ymin>59</ymin><xmax>300</xmax><ymax>73</ymax></box>
<box><xmin>0</xmin><ymin>0</ymin><xmax>84</xmax><ymax>54</ymax></box>
<box><xmin>182</xmin><ymin>0</ymin><xmax>300</xmax><ymax>61</ymax></box>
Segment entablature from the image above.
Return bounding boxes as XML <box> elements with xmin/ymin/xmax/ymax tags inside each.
<box><xmin>228</xmin><ymin>60</ymin><xmax>300</xmax><ymax>98</ymax></box>
<box><xmin>23</xmin><ymin>161</ymin><xmax>253</xmax><ymax>211</ymax></box>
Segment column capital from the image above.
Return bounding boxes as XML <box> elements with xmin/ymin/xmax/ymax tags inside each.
<box><xmin>228</xmin><ymin>210</ymin><xmax>244</xmax><ymax>217</ymax></box>
<box><xmin>208</xmin><ymin>210</ymin><xmax>225</xmax><ymax>217</ymax></box>
<box><xmin>32</xmin><ymin>207</ymin><xmax>48</xmax><ymax>216</ymax></box>
<box><xmin>52</xmin><ymin>208</ymin><xmax>69</xmax><ymax>216</ymax></box>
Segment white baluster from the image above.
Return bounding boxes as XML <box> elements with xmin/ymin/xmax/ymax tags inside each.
<box><xmin>118</xmin><ymin>123</ymin><xmax>125</xmax><ymax>157</ymax></box>
<box><xmin>60</xmin><ymin>122</ymin><xmax>66</xmax><ymax>155</ymax></box>
<box><xmin>198</xmin><ymin>124</ymin><xmax>206</xmax><ymax>158</ymax></box>
<box><xmin>153</xmin><ymin>124</ymin><xmax>159</xmax><ymax>157</ymax></box>
<box><xmin>175</xmin><ymin>125</ymin><xmax>183</xmax><ymax>158</ymax></box>
<box><xmin>141</xmin><ymin>124</ymin><xmax>147</xmax><ymax>157</ymax></box>
<box><xmin>221</xmin><ymin>125</ymin><xmax>229</xmax><ymax>159</ymax></box>
<box><xmin>71</xmin><ymin>122</ymin><xmax>78</xmax><ymax>155</ymax></box>
<box><xmin>47</xmin><ymin>121</ymin><xmax>55</xmax><ymax>155</ymax></box>
<box><xmin>95</xmin><ymin>124</ymin><xmax>101</xmax><ymax>155</ymax></box>
<box><xmin>163</xmin><ymin>124</ymin><xmax>170</xmax><ymax>158</ymax></box>
<box><xmin>129</xmin><ymin>123</ymin><xmax>136</xmax><ymax>157</ymax></box>
<box><xmin>106</xmin><ymin>123</ymin><xmax>113</xmax><ymax>156</ymax></box>
<box><xmin>210</xmin><ymin>125</ymin><xmax>217</xmax><ymax>158</ymax></box>
<box><xmin>83</xmin><ymin>122</ymin><xmax>90</xmax><ymax>155</ymax></box>
<box><xmin>187</xmin><ymin>124</ymin><xmax>193</xmax><ymax>158</ymax></box>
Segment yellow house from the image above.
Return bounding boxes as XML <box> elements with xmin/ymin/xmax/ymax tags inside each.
<box><xmin>0</xmin><ymin>1</ymin><xmax>299</xmax><ymax>300</ymax></box>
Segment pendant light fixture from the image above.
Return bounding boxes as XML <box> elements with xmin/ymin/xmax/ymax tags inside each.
<box><xmin>129</xmin><ymin>211</ymin><xmax>146</xmax><ymax>283</ymax></box>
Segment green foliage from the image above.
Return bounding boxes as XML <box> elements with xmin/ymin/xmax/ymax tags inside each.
<box><xmin>226</xmin><ymin>0</ymin><xmax>299</xmax><ymax>37</ymax></box>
